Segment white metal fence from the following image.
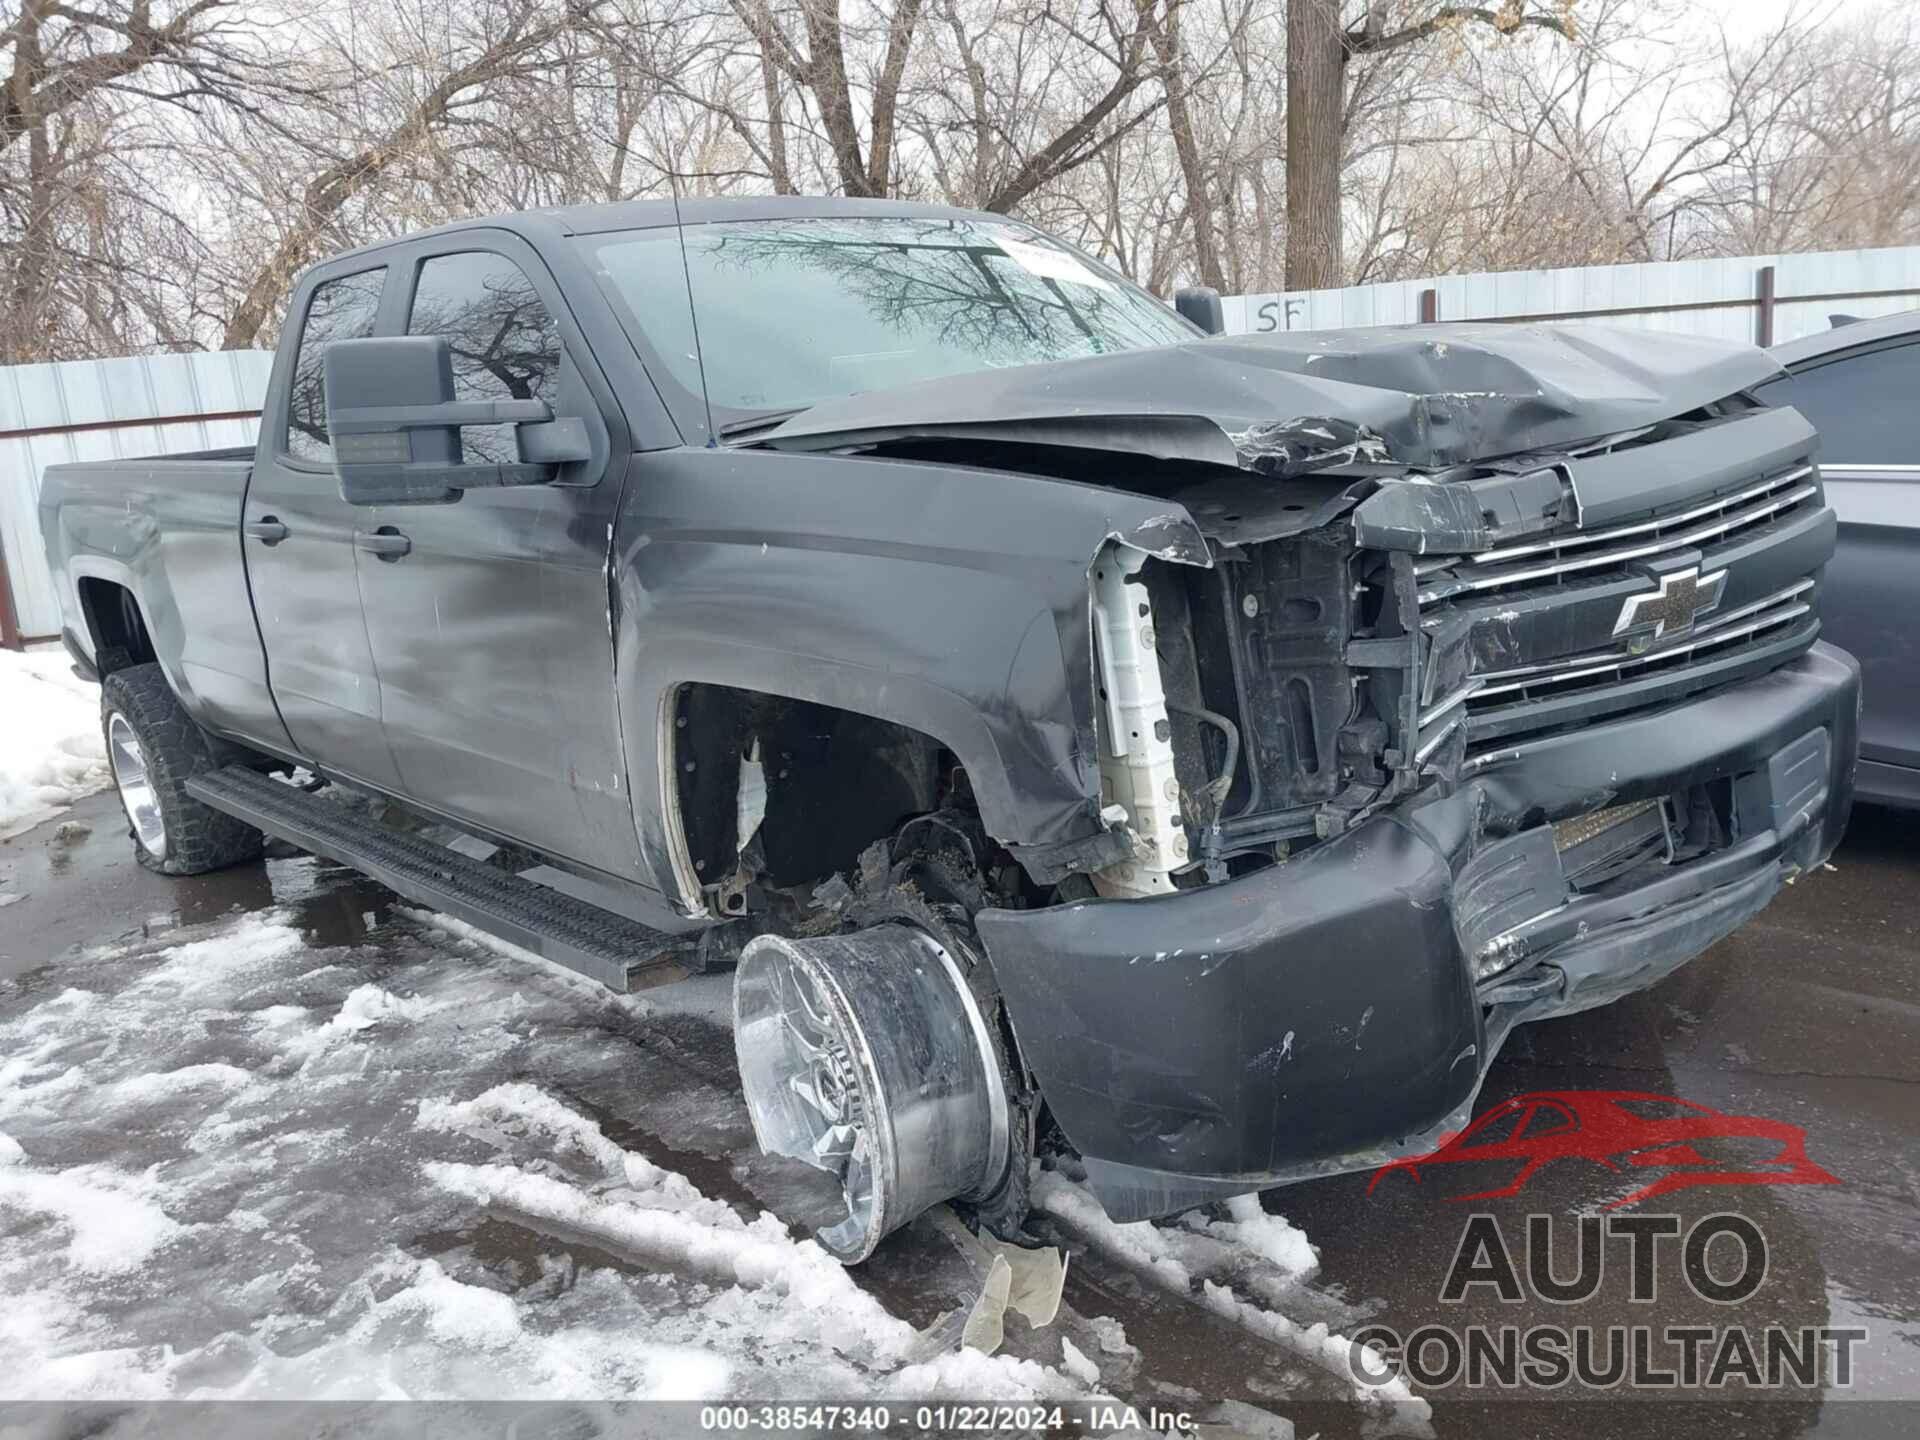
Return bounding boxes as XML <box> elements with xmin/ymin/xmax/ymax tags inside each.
<box><xmin>1223</xmin><ymin>245</ymin><xmax>1920</xmax><ymax>347</ymax></box>
<box><xmin>0</xmin><ymin>351</ymin><xmax>272</xmax><ymax>648</ymax></box>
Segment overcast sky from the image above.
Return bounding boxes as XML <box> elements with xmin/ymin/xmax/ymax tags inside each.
<box><xmin>1687</xmin><ymin>0</ymin><xmax>1881</xmax><ymax>29</ymax></box>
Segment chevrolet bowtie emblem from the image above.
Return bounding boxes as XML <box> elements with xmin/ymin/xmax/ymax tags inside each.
<box><xmin>1613</xmin><ymin>566</ymin><xmax>1726</xmax><ymax>649</ymax></box>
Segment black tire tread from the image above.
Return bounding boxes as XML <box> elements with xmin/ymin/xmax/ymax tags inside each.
<box><xmin>100</xmin><ymin>663</ymin><xmax>263</xmax><ymax>876</ymax></box>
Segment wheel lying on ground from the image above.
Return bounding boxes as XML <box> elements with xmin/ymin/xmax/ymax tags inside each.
<box><xmin>734</xmin><ymin>923</ymin><xmax>1017</xmax><ymax>1263</ymax></box>
<box><xmin>100</xmin><ymin>662</ymin><xmax>263</xmax><ymax>875</ymax></box>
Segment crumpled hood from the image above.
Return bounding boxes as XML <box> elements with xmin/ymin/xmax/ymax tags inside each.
<box><xmin>761</xmin><ymin>322</ymin><xmax>1789</xmax><ymax>473</ymax></box>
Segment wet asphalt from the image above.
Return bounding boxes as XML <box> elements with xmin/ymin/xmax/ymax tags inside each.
<box><xmin>2</xmin><ymin>790</ymin><xmax>1917</xmax><ymax>1437</ymax></box>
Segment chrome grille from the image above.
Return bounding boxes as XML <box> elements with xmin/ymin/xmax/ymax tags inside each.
<box><xmin>1469</xmin><ymin>579</ymin><xmax>1813</xmax><ymax>705</ymax></box>
<box><xmin>1414</xmin><ymin>459</ymin><xmax>1827</xmax><ymax>757</ymax></box>
<box><xmin>1415</xmin><ymin>466</ymin><xmax>1817</xmax><ymax>605</ymax></box>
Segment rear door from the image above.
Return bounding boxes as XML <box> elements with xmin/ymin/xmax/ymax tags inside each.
<box><xmin>1766</xmin><ymin>339</ymin><xmax>1920</xmax><ymax>775</ymax></box>
<box><xmin>350</xmin><ymin>236</ymin><xmax>641</xmax><ymax>878</ymax></box>
<box><xmin>243</xmin><ymin>264</ymin><xmax>405</xmax><ymax>791</ymax></box>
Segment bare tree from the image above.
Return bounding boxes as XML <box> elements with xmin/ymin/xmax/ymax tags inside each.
<box><xmin>217</xmin><ymin>1</ymin><xmax>582</xmax><ymax>348</ymax></box>
<box><xmin>1285</xmin><ymin>0</ymin><xmax>1575</xmax><ymax>287</ymax></box>
<box><xmin>1693</xmin><ymin>3</ymin><xmax>1920</xmax><ymax>255</ymax></box>
<box><xmin>4</xmin><ymin>0</ymin><xmax>1911</xmax><ymax>365</ymax></box>
<box><xmin>1</xmin><ymin>0</ymin><xmax>286</xmax><ymax>153</ymax></box>
<box><xmin>1</xmin><ymin>0</ymin><xmax>299</xmax><ymax>358</ymax></box>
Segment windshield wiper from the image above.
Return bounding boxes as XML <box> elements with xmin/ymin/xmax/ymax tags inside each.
<box><xmin>716</xmin><ymin>406</ymin><xmax>810</xmax><ymax>442</ymax></box>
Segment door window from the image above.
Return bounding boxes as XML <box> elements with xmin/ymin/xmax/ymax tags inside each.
<box><xmin>407</xmin><ymin>250</ymin><xmax>562</xmax><ymax>463</ymax></box>
<box><xmin>285</xmin><ymin>268</ymin><xmax>386</xmax><ymax>463</ymax></box>
<box><xmin>1762</xmin><ymin>341</ymin><xmax>1920</xmax><ymax>465</ymax></box>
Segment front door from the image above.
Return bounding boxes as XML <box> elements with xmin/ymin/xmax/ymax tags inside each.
<box><xmin>350</xmin><ymin>239</ymin><xmax>641</xmax><ymax>879</ymax></box>
<box><xmin>243</xmin><ymin>264</ymin><xmax>405</xmax><ymax>792</ymax></box>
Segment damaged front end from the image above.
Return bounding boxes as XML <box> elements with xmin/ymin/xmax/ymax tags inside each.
<box><xmin>1077</xmin><ymin>420</ymin><xmax>1579</xmax><ymax>899</ymax></box>
<box><xmin>735</xmin><ymin>323</ymin><xmax>1858</xmax><ymax>1231</ymax></box>
<box><xmin>964</xmin><ymin>334</ymin><xmax>1859</xmax><ymax>1223</ymax></box>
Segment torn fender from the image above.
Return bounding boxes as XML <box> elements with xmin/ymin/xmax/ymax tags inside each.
<box><xmin>609</xmin><ymin>447</ymin><xmax>1208</xmax><ymax>909</ymax></box>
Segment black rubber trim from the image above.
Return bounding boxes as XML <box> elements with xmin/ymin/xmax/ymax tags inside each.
<box><xmin>186</xmin><ymin>766</ymin><xmax>696</xmax><ymax>992</ymax></box>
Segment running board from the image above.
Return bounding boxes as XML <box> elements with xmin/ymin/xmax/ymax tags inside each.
<box><xmin>186</xmin><ymin>766</ymin><xmax>698</xmax><ymax>992</ymax></box>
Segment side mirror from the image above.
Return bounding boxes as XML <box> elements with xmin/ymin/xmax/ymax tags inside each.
<box><xmin>1175</xmin><ymin>286</ymin><xmax>1225</xmax><ymax>336</ymax></box>
<box><xmin>322</xmin><ymin>335</ymin><xmax>592</xmax><ymax>505</ymax></box>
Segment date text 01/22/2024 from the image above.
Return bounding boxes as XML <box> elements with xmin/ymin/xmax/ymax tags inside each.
<box><xmin>696</xmin><ymin>1404</ymin><xmax>1200</xmax><ymax>1433</ymax></box>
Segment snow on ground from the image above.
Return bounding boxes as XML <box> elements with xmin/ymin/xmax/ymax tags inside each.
<box><xmin>0</xmin><ymin>646</ymin><xmax>108</xmax><ymax>841</ymax></box>
<box><xmin>1031</xmin><ymin>1167</ymin><xmax>1429</xmax><ymax>1419</ymax></box>
<box><xmin>0</xmin><ymin>881</ymin><xmax>1089</xmax><ymax>1402</ymax></box>
<box><xmin>0</xmin><ymin>843</ymin><xmax>1364</xmax><ymax>1423</ymax></box>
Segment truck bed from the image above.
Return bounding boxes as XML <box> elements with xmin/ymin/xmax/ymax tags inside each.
<box><xmin>38</xmin><ymin>450</ymin><xmax>265</xmax><ymax>741</ymax></box>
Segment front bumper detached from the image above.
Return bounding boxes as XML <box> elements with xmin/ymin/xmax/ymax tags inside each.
<box><xmin>976</xmin><ymin>643</ymin><xmax>1860</xmax><ymax>1223</ymax></box>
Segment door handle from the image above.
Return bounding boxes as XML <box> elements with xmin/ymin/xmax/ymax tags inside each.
<box><xmin>354</xmin><ymin>526</ymin><xmax>411</xmax><ymax>560</ymax></box>
<box><xmin>245</xmin><ymin>517</ymin><xmax>288</xmax><ymax>545</ymax></box>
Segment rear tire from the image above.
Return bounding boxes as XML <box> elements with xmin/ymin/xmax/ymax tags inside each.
<box><xmin>100</xmin><ymin>663</ymin><xmax>263</xmax><ymax>875</ymax></box>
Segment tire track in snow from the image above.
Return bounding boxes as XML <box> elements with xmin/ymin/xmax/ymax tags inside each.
<box><xmin>1031</xmin><ymin>1166</ymin><xmax>1431</xmax><ymax>1422</ymax></box>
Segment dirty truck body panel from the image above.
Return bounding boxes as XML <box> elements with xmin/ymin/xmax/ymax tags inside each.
<box><xmin>37</xmin><ymin>450</ymin><xmax>285</xmax><ymax>746</ymax></box>
<box><xmin>37</xmin><ymin>197</ymin><xmax>1857</xmax><ymax>1229</ymax></box>
<box><xmin>610</xmin><ymin>443</ymin><xmax>1202</xmax><ymax>899</ymax></box>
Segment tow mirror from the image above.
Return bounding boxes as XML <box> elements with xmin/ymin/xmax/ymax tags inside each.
<box><xmin>322</xmin><ymin>335</ymin><xmax>592</xmax><ymax>505</ymax></box>
<box><xmin>1175</xmin><ymin>285</ymin><xmax>1225</xmax><ymax>335</ymax></box>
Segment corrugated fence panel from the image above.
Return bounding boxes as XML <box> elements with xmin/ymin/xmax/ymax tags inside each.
<box><xmin>0</xmin><ymin>351</ymin><xmax>270</xmax><ymax>642</ymax></box>
<box><xmin>1227</xmin><ymin>244</ymin><xmax>1920</xmax><ymax>347</ymax></box>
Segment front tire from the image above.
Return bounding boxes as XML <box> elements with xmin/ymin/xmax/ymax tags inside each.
<box><xmin>100</xmin><ymin>663</ymin><xmax>262</xmax><ymax>875</ymax></box>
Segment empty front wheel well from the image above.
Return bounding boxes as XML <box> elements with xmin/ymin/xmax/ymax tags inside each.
<box><xmin>77</xmin><ymin>579</ymin><xmax>156</xmax><ymax>674</ymax></box>
<box><xmin>669</xmin><ymin>683</ymin><xmax>1019</xmax><ymax>919</ymax></box>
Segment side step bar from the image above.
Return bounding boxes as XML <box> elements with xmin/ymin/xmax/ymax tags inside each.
<box><xmin>186</xmin><ymin>766</ymin><xmax>698</xmax><ymax>992</ymax></box>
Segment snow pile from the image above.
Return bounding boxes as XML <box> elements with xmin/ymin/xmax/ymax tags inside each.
<box><xmin>1030</xmin><ymin>1168</ymin><xmax>1194</xmax><ymax>1289</ymax></box>
<box><xmin>283</xmin><ymin>983</ymin><xmax>444</xmax><ymax>1066</ymax></box>
<box><xmin>1032</xmin><ymin>1166</ymin><xmax>1424</xmax><ymax>1417</ymax></box>
<box><xmin>0</xmin><ymin>1147</ymin><xmax>181</xmax><ymax>1273</ymax></box>
<box><xmin>1183</xmin><ymin>1192</ymin><xmax>1320</xmax><ymax>1282</ymax></box>
<box><xmin>0</xmin><ymin>646</ymin><xmax>108</xmax><ymax>838</ymax></box>
<box><xmin>0</xmin><ymin>899</ymin><xmax>1078</xmax><ymax>1402</ymax></box>
<box><xmin>418</xmin><ymin>1082</ymin><xmax>713</xmax><ymax>1213</ymax></box>
<box><xmin>0</xmin><ymin>859</ymin><xmax>1347</xmax><ymax>1412</ymax></box>
<box><xmin>416</xmin><ymin>1084</ymin><xmax>1075</xmax><ymax>1400</ymax></box>
<box><xmin>1058</xmin><ymin>1335</ymin><xmax>1102</xmax><ymax>1386</ymax></box>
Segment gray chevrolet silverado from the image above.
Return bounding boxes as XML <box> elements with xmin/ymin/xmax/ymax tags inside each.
<box><xmin>38</xmin><ymin>197</ymin><xmax>1857</xmax><ymax>1262</ymax></box>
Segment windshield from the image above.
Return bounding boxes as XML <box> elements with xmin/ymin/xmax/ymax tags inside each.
<box><xmin>581</xmin><ymin>216</ymin><xmax>1197</xmax><ymax>427</ymax></box>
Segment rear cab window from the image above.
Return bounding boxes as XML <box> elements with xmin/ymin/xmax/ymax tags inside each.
<box><xmin>284</xmin><ymin>268</ymin><xmax>387</xmax><ymax>463</ymax></box>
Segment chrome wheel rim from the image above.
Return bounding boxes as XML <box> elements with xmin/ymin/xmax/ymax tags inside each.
<box><xmin>107</xmin><ymin>712</ymin><xmax>167</xmax><ymax>861</ymax></box>
<box><xmin>766</xmin><ymin>955</ymin><xmax>883</xmax><ymax>1259</ymax></box>
<box><xmin>735</xmin><ymin>927</ymin><xmax>1007</xmax><ymax>1263</ymax></box>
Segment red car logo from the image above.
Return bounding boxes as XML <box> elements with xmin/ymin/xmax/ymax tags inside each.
<box><xmin>1368</xmin><ymin>1090</ymin><xmax>1839</xmax><ymax>1208</ymax></box>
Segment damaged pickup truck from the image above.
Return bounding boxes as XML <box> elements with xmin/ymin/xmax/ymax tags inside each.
<box><xmin>39</xmin><ymin>198</ymin><xmax>1857</xmax><ymax>1263</ymax></box>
